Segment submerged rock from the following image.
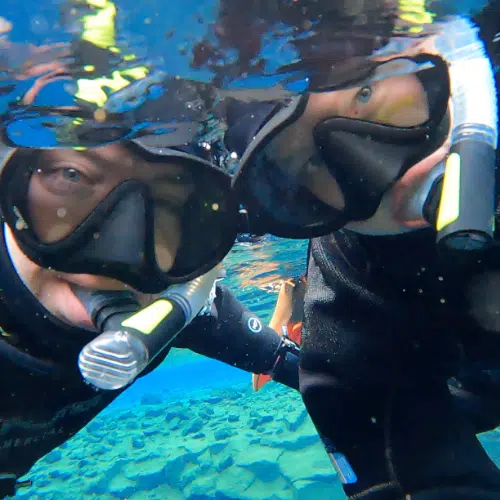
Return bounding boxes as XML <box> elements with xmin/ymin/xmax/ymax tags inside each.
<box><xmin>248</xmin><ymin>413</ymin><xmax>274</xmax><ymax>429</ymax></box>
<box><xmin>278</xmin><ymin>444</ymin><xmax>334</xmax><ymax>483</ymax></box>
<box><xmin>235</xmin><ymin>446</ymin><xmax>283</xmax><ymax>482</ymax></box>
<box><xmin>205</xmin><ymin>396</ymin><xmax>222</xmax><ymax>404</ymax></box>
<box><xmin>44</xmin><ymin>450</ymin><xmax>62</xmax><ymax>464</ymax></box>
<box><xmin>213</xmin><ymin>428</ymin><xmax>233</xmax><ymax>441</ymax></box>
<box><xmin>216</xmin><ymin>465</ymin><xmax>255</xmax><ymax>496</ymax></box>
<box><xmin>208</xmin><ymin>441</ymin><xmax>228</xmax><ymax>455</ymax></box>
<box><xmin>168</xmin><ymin>416</ymin><xmax>183</xmax><ymax>431</ymax></box>
<box><xmin>285</xmin><ymin>408</ymin><xmax>309</xmax><ymax>432</ymax></box>
<box><xmin>261</xmin><ymin>432</ymin><xmax>318</xmax><ymax>451</ymax></box>
<box><xmin>182</xmin><ymin>418</ymin><xmax>204</xmax><ymax>436</ymax></box>
<box><xmin>293</xmin><ymin>479</ymin><xmax>345</xmax><ymax>500</ymax></box>
<box><xmin>140</xmin><ymin>393</ymin><xmax>164</xmax><ymax>406</ymax></box>
<box><xmin>217</xmin><ymin>455</ymin><xmax>234</xmax><ymax>472</ymax></box>
<box><xmin>183</xmin><ymin>473</ymin><xmax>217</xmax><ymax>498</ymax></box>
<box><xmin>145</xmin><ymin>407</ymin><xmax>164</xmax><ymax>418</ymax></box>
<box><xmin>131</xmin><ymin>437</ymin><xmax>145</xmax><ymax>449</ymax></box>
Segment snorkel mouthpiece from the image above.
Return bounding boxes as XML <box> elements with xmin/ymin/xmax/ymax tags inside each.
<box><xmin>425</xmin><ymin>17</ymin><xmax>498</xmax><ymax>251</ymax></box>
<box><xmin>77</xmin><ymin>266</ymin><xmax>221</xmax><ymax>390</ymax></box>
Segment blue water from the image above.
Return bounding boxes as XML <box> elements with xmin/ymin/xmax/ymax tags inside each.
<box><xmin>0</xmin><ymin>0</ymin><xmax>490</xmax><ymax>120</ymax></box>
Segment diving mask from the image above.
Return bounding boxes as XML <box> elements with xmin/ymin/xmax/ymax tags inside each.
<box><xmin>232</xmin><ymin>53</ymin><xmax>451</xmax><ymax>238</ymax></box>
<box><xmin>233</xmin><ymin>16</ymin><xmax>498</xmax><ymax>251</ymax></box>
<box><xmin>0</xmin><ymin>141</ymin><xmax>240</xmax><ymax>293</ymax></box>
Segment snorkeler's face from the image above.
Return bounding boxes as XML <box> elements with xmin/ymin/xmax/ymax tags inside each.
<box><xmin>270</xmin><ymin>74</ymin><xmax>430</xmax><ymax>208</ymax></box>
<box><xmin>266</xmin><ymin>73</ymin><xmax>449</xmax><ymax>234</ymax></box>
<box><xmin>6</xmin><ymin>143</ymin><xmax>196</xmax><ymax>328</ymax></box>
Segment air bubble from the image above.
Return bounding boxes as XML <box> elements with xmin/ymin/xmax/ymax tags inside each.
<box><xmin>30</xmin><ymin>15</ymin><xmax>49</xmax><ymax>35</ymax></box>
<box><xmin>93</xmin><ymin>109</ymin><xmax>107</xmax><ymax>123</ymax></box>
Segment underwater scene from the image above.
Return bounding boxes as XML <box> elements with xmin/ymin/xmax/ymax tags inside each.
<box><xmin>2</xmin><ymin>0</ymin><xmax>500</xmax><ymax>499</ymax></box>
<box><xmin>14</xmin><ymin>235</ymin><xmax>500</xmax><ymax>499</ymax></box>
<box><xmin>16</xmin><ymin>237</ymin><xmax>350</xmax><ymax>500</ymax></box>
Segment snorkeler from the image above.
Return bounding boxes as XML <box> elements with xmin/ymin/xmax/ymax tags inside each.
<box><xmin>0</xmin><ymin>99</ymin><xmax>302</xmax><ymax>498</ymax></box>
<box><xmin>229</xmin><ymin>12</ymin><xmax>500</xmax><ymax>500</ymax></box>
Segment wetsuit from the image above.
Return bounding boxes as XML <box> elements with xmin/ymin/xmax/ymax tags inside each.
<box><xmin>0</xmin><ymin>223</ymin><xmax>298</xmax><ymax>498</ymax></box>
<box><xmin>301</xmin><ymin>230</ymin><xmax>500</xmax><ymax>499</ymax></box>
<box><xmin>224</xmin><ymin>4</ymin><xmax>500</xmax><ymax>497</ymax></box>
<box><xmin>298</xmin><ymin>5</ymin><xmax>500</xmax><ymax>498</ymax></box>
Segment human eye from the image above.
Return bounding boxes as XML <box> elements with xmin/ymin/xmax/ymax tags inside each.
<box><xmin>34</xmin><ymin>162</ymin><xmax>94</xmax><ymax>196</ymax></box>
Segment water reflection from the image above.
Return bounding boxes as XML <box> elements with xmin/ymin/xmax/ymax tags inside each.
<box><xmin>223</xmin><ymin>236</ymin><xmax>308</xmax><ymax>320</ymax></box>
<box><xmin>0</xmin><ymin>0</ymin><xmax>488</xmax><ymax>133</ymax></box>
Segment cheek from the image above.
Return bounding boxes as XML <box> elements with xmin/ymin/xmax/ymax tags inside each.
<box><xmin>154</xmin><ymin>211</ymin><xmax>181</xmax><ymax>272</ymax></box>
<box><xmin>27</xmin><ymin>182</ymin><xmax>88</xmax><ymax>243</ymax></box>
<box><xmin>5</xmin><ymin>226</ymin><xmax>92</xmax><ymax>327</ymax></box>
<box><xmin>377</xmin><ymin>83</ymin><xmax>430</xmax><ymax>127</ymax></box>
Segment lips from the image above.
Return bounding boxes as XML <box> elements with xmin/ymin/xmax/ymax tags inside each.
<box><xmin>57</xmin><ymin>273</ymin><xmax>156</xmax><ymax>328</ymax></box>
<box><xmin>60</xmin><ymin>280</ymin><xmax>97</xmax><ymax>330</ymax></box>
<box><xmin>55</xmin><ymin>273</ymin><xmax>135</xmax><ymax>330</ymax></box>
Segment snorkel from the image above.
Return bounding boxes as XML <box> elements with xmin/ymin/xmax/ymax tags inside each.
<box><xmin>421</xmin><ymin>17</ymin><xmax>498</xmax><ymax>251</ymax></box>
<box><xmin>76</xmin><ymin>265</ymin><xmax>222</xmax><ymax>390</ymax></box>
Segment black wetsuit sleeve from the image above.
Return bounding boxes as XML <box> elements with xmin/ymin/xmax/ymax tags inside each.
<box><xmin>174</xmin><ymin>284</ymin><xmax>298</xmax><ymax>388</ymax></box>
